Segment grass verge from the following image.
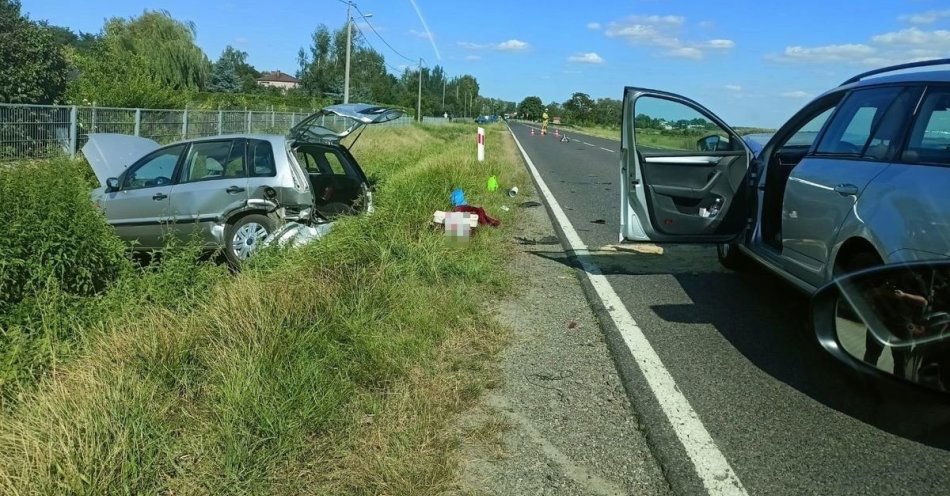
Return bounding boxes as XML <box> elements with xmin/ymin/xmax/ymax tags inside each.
<box><xmin>0</xmin><ymin>122</ymin><xmax>528</xmax><ymax>494</ymax></box>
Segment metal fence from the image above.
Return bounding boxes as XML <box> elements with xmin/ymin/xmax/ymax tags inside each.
<box><xmin>0</xmin><ymin>103</ymin><xmax>420</xmax><ymax>161</ymax></box>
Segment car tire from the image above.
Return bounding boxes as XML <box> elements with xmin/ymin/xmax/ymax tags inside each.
<box><xmin>717</xmin><ymin>242</ymin><xmax>748</xmax><ymax>271</ymax></box>
<box><xmin>224</xmin><ymin>213</ymin><xmax>274</xmax><ymax>268</ymax></box>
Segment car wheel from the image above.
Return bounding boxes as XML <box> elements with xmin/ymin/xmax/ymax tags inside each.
<box><xmin>225</xmin><ymin>214</ymin><xmax>274</xmax><ymax>267</ymax></box>
<box><xmin>717</xmin><ymin>242</ymin><xmax>748</xmax><ymax>271</ymax></box>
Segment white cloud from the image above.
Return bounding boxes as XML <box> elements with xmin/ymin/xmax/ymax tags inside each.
<box><xmin>604</xmin><ymin>14</ymin><xmax>734</xmax><ymax>60</ymax></box>
<box><xmin>666</xmin><ymin>47</ymin><xmax>703</xmax><ymax>59</ymax></box>
<box><xmin>567</xmin><ymin>52</ymin><xmax>605</xmax><ymax>64</ymax></box>
<box><xmin>586</xmin><ymin>22</ymin><xmax>601</xmax><ymax>30</ymax></box>
<box><xmin>724</xmin><ymin>84</ymin><xmax>742</xmax><ymax>91</ymax></box>
<box><xmin>899</xmin><ymin>9</ymin><xmax>950</xmax><ymax>25</ymax></box>
<box><xmin>698</xmin><ymin>20</ymin><xmax>715</xmax><ymax>29</ymax></box>
<box><xmin>465</xmin><ymin>55</ymin><xmax>481</xmax><ymax>61</ymax></box>
<box><xmin>705</xmin><ymin>39</ymin><xmax>735</xmax><ymax>49</ymax></box>
<box><xmin>495</xmin><ymin>39</ymin><xmax>530</xmax><ymax>51</ymax></box>
<box><xmin>872</xmin><ymin>27</ymin><xmax>950</xmax><ymax>47</ymax></box>
<box><xmin>769</xmin><ymin>26</ymin><xmax>950</xmax><ymax>66</ymax></box>
<box><xmin>780</xmin><ymin>90</ymin><xmax>812</xmax><ymax>98</ymax></box>
<box><xmin>459</xmin><ymin>39</ymin><xmax>530</xmax><ymax>52</ymax></box>
<box><xmin>409</xmin><ymin>29</ymin><xmax>432</xmax><ymax>40</ymax></box>
<box><xmin>773</xmin><ymin>43</ymin><xmax>876</xmax><ymax>63</ymax></box>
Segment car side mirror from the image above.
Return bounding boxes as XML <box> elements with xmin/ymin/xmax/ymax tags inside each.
<box><xmin>812</xmin><ymin>261</ymin><xmax>950</xmax><ymax>396</ymax></box>
<box><xmin>106</xmin><ymin>177</ymin><xmax>120</xmax><ymax>192</ymax></box>
<box><xmin>697</xmin><ymin>135</ymin><xmax>720</xmax><ymax>152</ymax></box>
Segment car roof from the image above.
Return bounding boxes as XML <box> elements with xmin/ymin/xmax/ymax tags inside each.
<box><xmin>841</xmin><ymin>69</ymin><xmax>950</xmax><ymax>90</ymax></box>
<box><xmin>164</xmin><ymin>134</ymin><xmax>288</xmax><ymax>147</ymax></box>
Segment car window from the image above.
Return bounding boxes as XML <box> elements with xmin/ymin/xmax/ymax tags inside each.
<box><xmin>633</xmin><ymin>96</ymin><xmax>739</xmax><ymax>153</ymax></box>
<box><xmin>249</xmin><ymin>140</ymin><xmax>276</xmax><ymax>177</ymax></box>
<box><xmin>816</xmin><ymin>87</ymin><xmax>902</xmax><ymax>155</ymax></box>
<box><xmin>861</xmin><ymin>87</ymin><xmax>921</xmax><ymax>161</ymax></box>
<box><xmin>181</xmin><ymin>140</ymin><xmax>244</xmax><ymax>183</ymax></box>
<box><xmin>324</xmin><ymin>150</ymin><xmax>348</xmax><ymax>175</ymax></box>
<box><xmin>903</xmin><ymin>89</ymin><xmax>950</xmax><ymax>165</ymax></box>
<box><xmin>123</xmin><ymin>144</ymin><xmax>185</xmax><ymax>190</ymax></box>
<box><xmin>784</xmin><ymin>107</ymin><xmax>836</xmax><ymax>148</ymax></box>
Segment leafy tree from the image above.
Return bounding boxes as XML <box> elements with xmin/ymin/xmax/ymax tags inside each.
<box><xmin>518</xmin><ymin>96</ymin><xmax>543</xmax><ymax>120</ymax></box>
<box><xmin>67</xmin><ymin>10</ymin><xmax>210</xmax><ymax>107</ymax></box>
<box><xmin>209</xmin><ymin>47</ymin><xmax>242</xmax><ymax>93</ymax></box>
<box><xmin>563</xmin><ymin>92</ymin><xmax>595</xmax><ymax>123</ymax></box>
<box><xmin>0</xmin><ymin>0</ymin><xmax>68</xmax><ymax>103</ymax></box>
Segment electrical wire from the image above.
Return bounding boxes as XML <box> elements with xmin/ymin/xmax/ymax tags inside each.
<box><xmin>351</xmin><ymin>3</ymin><xmax>417</xmax><ymax>63</ymax></box>
<box><xmin>352</xmin><ymin>23</ymin><xmax>417</xmax><ymax>74</ymax></box>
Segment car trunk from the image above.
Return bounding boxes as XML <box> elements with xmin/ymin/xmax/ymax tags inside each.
<box><xmin>287</xmin><ymin>104</ymin><xmax>401</xmax><ymax>219</ymax></box>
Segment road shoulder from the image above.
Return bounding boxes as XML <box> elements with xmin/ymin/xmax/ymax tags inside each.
<box><xmin>452</xmin><ymin>186</ymin><xmax>670</xmax><ymax>496</ymax></box>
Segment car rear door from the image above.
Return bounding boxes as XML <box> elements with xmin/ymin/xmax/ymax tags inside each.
<box><xmin>781</xmin><ymin>85</ymin><xmax>921</xmax><ymax>281</ymax></box>
<box><xmin>621</xmin><ymin>87</ymin><xmax>752</xmax><ymax>242</ymax></box>
<box><xmin>168</xmin><ymin>139</ymin><xmax>249</xmax><ymax>244</ymax></box>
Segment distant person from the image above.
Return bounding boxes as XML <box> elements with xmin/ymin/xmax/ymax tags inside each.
<box><xmin>541</xmin><ymin>110</ymin><xmax>549</xmax><ymax>135</ymax></box>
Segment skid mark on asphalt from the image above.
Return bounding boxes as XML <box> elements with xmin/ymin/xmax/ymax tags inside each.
<box><xmin>488</xmin><ymin>396</ymin><xmax>627</xmax><ymax>496</ymax></box>
<box><xmin>508</xmin><ymin>123</ymin><xmax>749</xmax><ymax>496</ymax></box>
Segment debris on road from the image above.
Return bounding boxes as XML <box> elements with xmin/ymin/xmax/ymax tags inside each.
<box><xmin>597</xmin><ymin>243</ymin><xmax>665</xmax><ymax>255</ymax></box>
<box><xmin>507</xmin><ymin>186</ymin><xmax>519</xmax><ymax>197</ymax></box>
<box><xmin>519</xmin><ymin>201</ymin><xmax>542</xmax><ymax>208</ymax></box>
<box><xmin>567</xmin><ymin>320</ymin><xmax>579</xmax><ymax>330</ymax></box>
<box><xmin>591</xmin><ymin>219</ymin><xmax>606</xmax><ymax>224</ymax></box>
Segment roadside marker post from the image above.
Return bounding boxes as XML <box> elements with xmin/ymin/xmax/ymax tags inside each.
<box><xmin>477</xmin><ymin>127</ymin><xmax>485</xmax><ymax>161</ymax></box>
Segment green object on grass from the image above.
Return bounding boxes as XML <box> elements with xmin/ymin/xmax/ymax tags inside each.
<box><xmin>487</xmin><ymin>175</ymin><xmax>499</xmax><ymax>192</ymax></box>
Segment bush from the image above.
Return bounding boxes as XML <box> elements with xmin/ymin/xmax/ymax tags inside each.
<box><xmin>0</xmin><ymin>158</ymin><xmax>129</xmax><ymax>312</ymax></box>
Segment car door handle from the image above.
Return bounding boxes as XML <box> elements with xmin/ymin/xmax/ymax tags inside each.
<box><xmin>833</xmin><ymin>183</ymin><xmax>859</xmax><ymax>196</ymax></box>
<box><xmin>152</xmin><ymin>192</ymin><xmax>167</xmax><ymax>201</ymax></box>
<box><xmin>226</xmin><ymin>185</ymin><xmax>246</xmax><ymax>194</ymax></box>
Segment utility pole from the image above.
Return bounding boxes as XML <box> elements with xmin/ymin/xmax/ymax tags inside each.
<box><xmin>343</xmin><ymin>1</ymin><xmax>352</xmax><ymax>104</ymax></box>
<box><xmin>416</xmin><ymin>58</ymin><xmax>423</xmax><ymax>122</ymax></box>
<box><xmin>442</xmin><ymin>77</ymin><xmax>446</xmax><ymax>113</ymax></box>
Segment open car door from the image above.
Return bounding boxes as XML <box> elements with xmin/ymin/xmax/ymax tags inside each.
<box><xmin>620</xmin><ymin>87</ymin><xmax>753</xmax><ymax>243</ymax></box>
<box><xmin>288</xmin><ymin>104</ymin><xmax>403</xmax><ymax>145</ymax></box>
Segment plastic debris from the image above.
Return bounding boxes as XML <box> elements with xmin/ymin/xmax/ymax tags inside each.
<box><xmin>487</xmin><ymin>175</ymin><xmax>499</xmax><ymax>192</ymax></box>
<box><xmin>501</xmin><ymin>205</ymin><xmax>510</xmax><ymax>212</ymax></box>
<box><xmin>507</xmin><ymin>186</ymin><xmax>519</xmax><ymax>197</ymax></box>
<box><xmin>264</xmin><ymin>222</ymin><xmax>334</xmax><ymax>248</ymax></box>
<box><xmin>450</xmin><ymin>188</ymin><xmax>466</xmax><ymax>207</ymax></box>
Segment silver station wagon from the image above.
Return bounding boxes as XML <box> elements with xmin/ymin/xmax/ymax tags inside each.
<box><xmin>83</xmin><ymin>104</ymin><xmax>401</xmax><ymax>265</ymax></box>
<box><xmin>620</xmin><ymin>59</ymin><xmax>950</xmax><ymax>293</ymax></box>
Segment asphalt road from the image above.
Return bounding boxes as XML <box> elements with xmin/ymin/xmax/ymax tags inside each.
<box><xmin>508</xmin><ymin>121</ymin><xmax>950</xmax><ymax>495</ymax></box>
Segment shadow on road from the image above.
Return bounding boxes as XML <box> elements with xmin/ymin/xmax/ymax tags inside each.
<box><xmin>528</xmin><ymin>248</ymin><xmax>950</xmax><ymax>450</ymax></box>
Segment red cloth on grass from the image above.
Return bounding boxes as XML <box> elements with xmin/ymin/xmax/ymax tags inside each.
<box><xmin>453</xmin><ymin>205</ymin><xmax>501</xmax><ymax>227</ymax></box>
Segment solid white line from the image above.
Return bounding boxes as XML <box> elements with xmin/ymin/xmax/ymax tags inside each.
<box><xmin>507</xmin><ymin>124</ymin><xmax>748</xmax><ymax>496</ymax></box>
<box><xmin>599</xmin><ymin>146</ymin><xmax>615</xmax><ymax>153</ymax></box>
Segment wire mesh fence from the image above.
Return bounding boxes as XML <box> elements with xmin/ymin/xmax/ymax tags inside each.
<box><xmin>0</xmin><ymin>103</ymin><xmax>424</xmax><ymax>161</ymax></box>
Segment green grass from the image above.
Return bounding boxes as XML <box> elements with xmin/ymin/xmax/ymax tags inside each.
<box><xmin>0</xmin><ymin>122</ymin><xmax>528</xmax><ymax>494</ymax></box>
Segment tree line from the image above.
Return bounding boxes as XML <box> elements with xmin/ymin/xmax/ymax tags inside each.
<box><xmin>517</xmin><ymin>92</ymin><xmax>623</xmax><ymax>128</ymax></box>
<box><xmin>0</xmin><ymin>0</ymin><xmax>512</xmax><ymax>117</ymax></box>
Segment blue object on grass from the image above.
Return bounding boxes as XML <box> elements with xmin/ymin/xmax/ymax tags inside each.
<box><xmin>450</xmin><ymin>188</ymin><xmax>466</xmax><ymax>207</ymax></box>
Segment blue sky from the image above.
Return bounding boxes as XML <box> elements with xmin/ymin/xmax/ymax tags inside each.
<box><xmin>23</xmin><ymin>0</ymin><xmax>950</xmax><ymax>127</ymax></box>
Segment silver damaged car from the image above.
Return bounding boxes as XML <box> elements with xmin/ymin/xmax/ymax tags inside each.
<box><xmin>83</xmin><ymin>104</ymin><xmax>401</xmax><ymax>265</ymax></box>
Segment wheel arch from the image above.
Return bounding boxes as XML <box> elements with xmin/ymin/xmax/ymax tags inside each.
<box><xmin>832</xmin><ymin>236</ymin><xmax>884</xmax><ymax>275</ymax></box>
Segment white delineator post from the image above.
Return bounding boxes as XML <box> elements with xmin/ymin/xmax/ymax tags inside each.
<box><xmin>477</xmin><ymin>127</ymin><xmax>485</xmax><ymax>161</ymax></box>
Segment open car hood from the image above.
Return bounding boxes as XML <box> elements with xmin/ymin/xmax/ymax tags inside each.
<box><xmin>82</xmin><ymin>133</ymin><xmax>160</xmax><ymax>186</ymax></box>
<box><xmin>288</xmin><ymin>104</ymin><xmax>403</xmax><ymax>143</ymax></box>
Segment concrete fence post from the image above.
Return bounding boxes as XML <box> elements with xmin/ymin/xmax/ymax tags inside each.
<box><xmin>91</xmin><ymin>106</ymin><xmax>97</xmax><ymax>133</ymax></box>
<box><xmin>218</xmin><ymin>109</ymin><xmax>223</xmax><ymax>135</ymax></box>
<box><xmin>247</xmin><ymin>111</ymin><xmax>252</xmax><ymax>133</ymax></box>
<box><xmin>69</xmin><ymin>105</ymin><xmax>78</xmax><ymax>158</ymax></box>
<box><xmin>134</xmin><ymin>108</ymin><xmax>141</xmax><ymax>136</ymax></box>
<box><xmin>181</xmin><ymin>108</ymin><xmax>189</xmax><ymax>139</ymax></box>
<box><xmin>271</xmin><ymin>108</ymin><xmax>276</xmax><ymax>128</ymax></box>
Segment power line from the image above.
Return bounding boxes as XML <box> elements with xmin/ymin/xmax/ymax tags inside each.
<box><xmin>352</xmin><ymin>23</ymin><xmax>415</xmax><ymax>74</ymax></box>
<box><xmin>351</xmin><ymin>3</ymin><xmax>417</xmax><ymax>63</ymax></box>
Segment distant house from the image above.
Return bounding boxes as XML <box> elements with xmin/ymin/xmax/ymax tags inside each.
<box><xmin>256</xmin><ymin>71</ymin><xmax>300</xmax><ymax>91</ymax></box>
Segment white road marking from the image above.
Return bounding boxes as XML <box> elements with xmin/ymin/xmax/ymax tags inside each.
<box><xmin>584</xmin><ymin>142</ymin><xmax>595</xmax><ymax>147</ymax></box>
<box><xmin>600</xmin><ymin>146</ymin><xmax>615</xmax><ymax>153</ymax></box>
<box><xmin>508</xmin><ymin>124</ymin><xmax>749</xmax><ymax>496</ymax></box>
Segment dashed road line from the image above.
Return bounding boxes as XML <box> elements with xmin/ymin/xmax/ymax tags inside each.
<box><xmin>508</xmin><ymin>123</ymin><xmax>749</xmax><ymax>496</ymax></box>
<box><xmin>600</xmin><ymin>146</ymin><xmax>615</xmax><ymax>153</ymax></box>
